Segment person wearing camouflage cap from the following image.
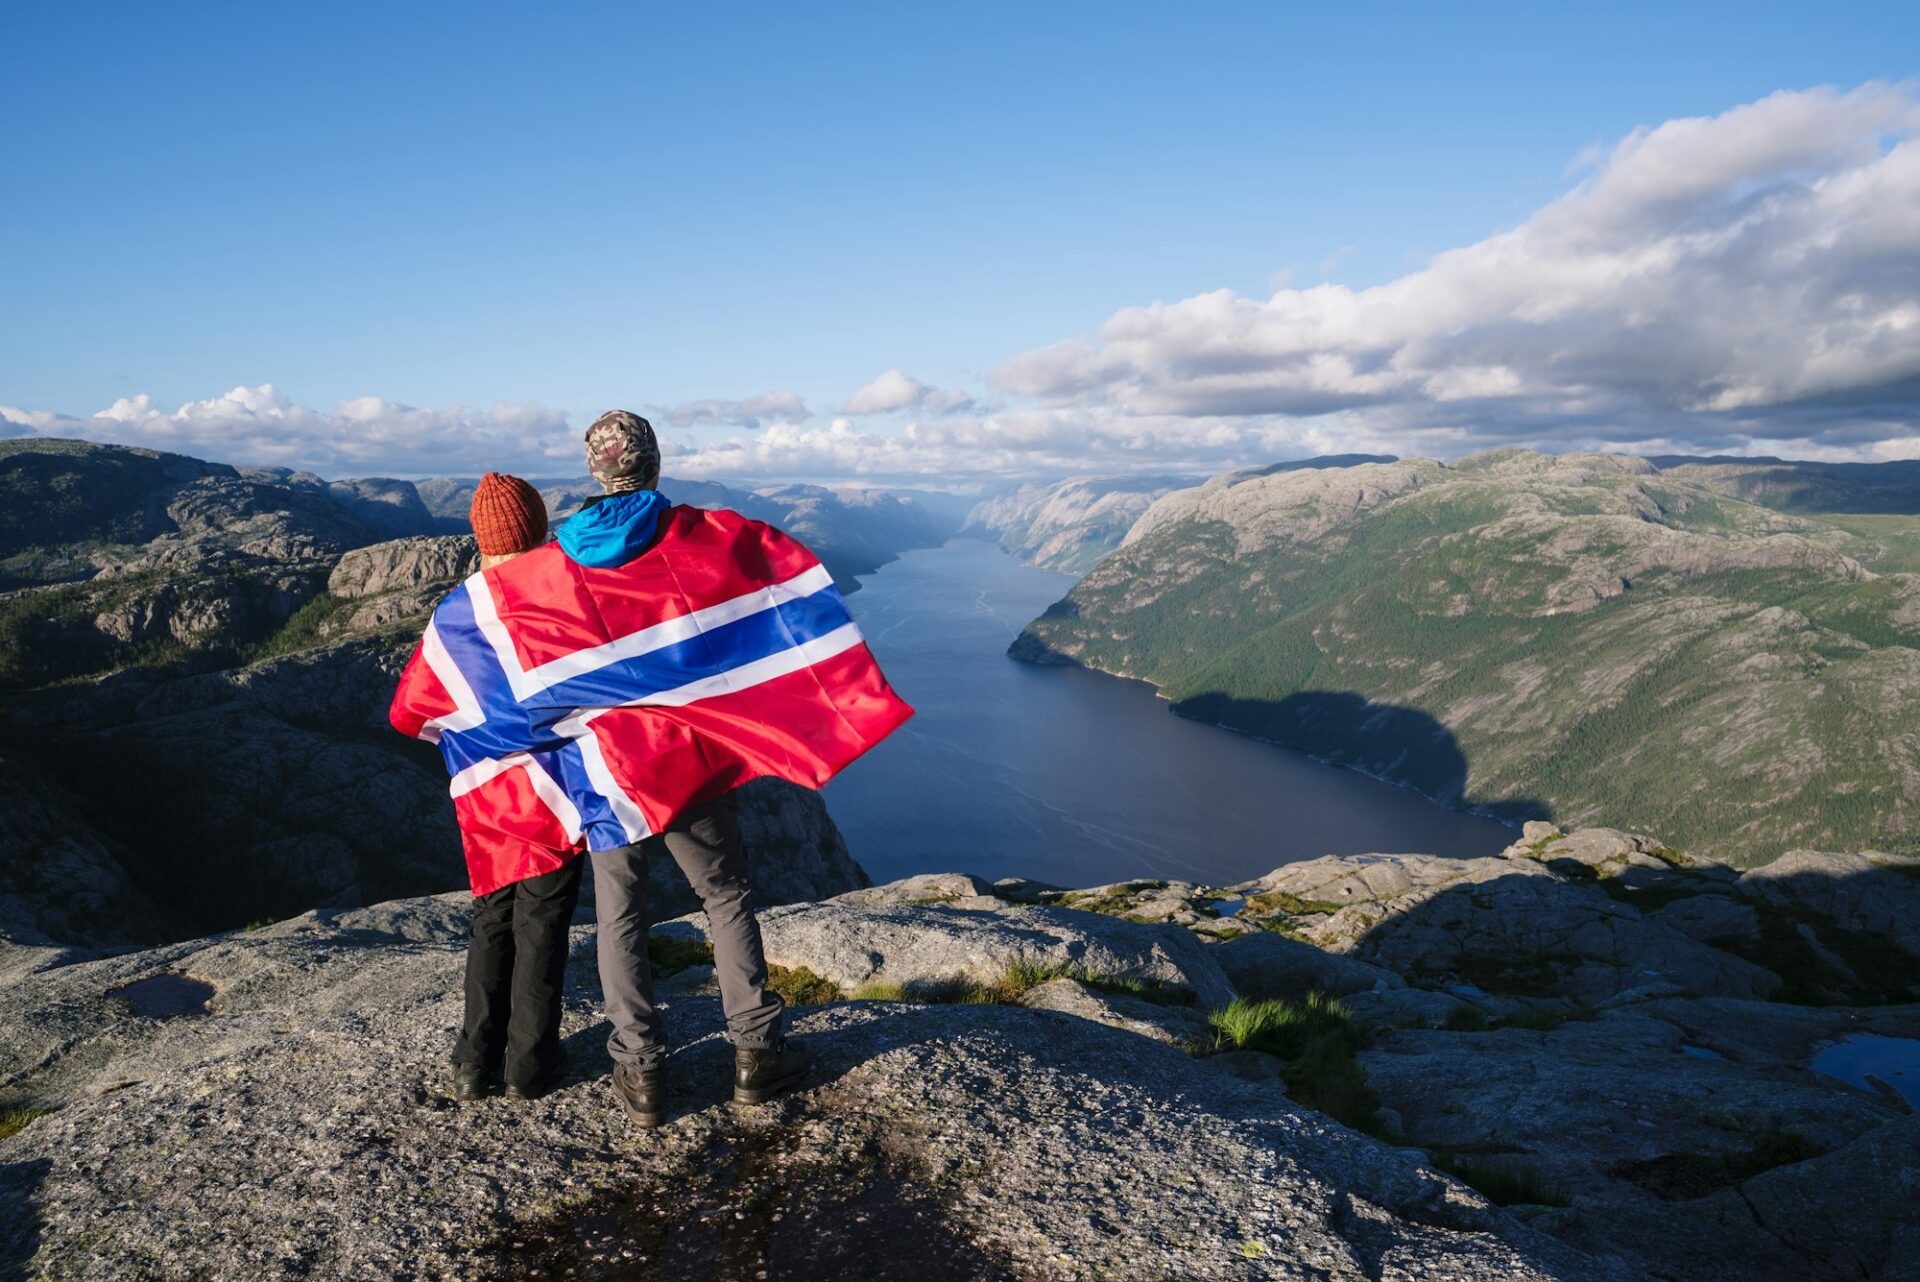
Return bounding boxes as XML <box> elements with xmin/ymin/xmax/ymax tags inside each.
<box><xmin>583</xmin><ymin>409</ymin><xmax>660</xmax><ymax>495</ymax></box>
<box><xmin>564</xmin><ymin>407</ymin><xmax>813</xmax><ymax>1127</ymax></box>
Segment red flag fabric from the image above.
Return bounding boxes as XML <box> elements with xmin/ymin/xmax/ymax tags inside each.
<box><xmin>392</xmin><ymin>504</ymin><xmax>912</xmax><ymax>894</ymax></box>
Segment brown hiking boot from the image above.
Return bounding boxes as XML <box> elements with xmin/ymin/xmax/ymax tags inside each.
<box><xmin>611</xmin><ymin>1062</ymin><xmax>666</xmax><ymax>1128</ymax></box>
<box><xmin>733</xmin><ymin>1039</ymin><xmax>811</xmax><ymax>1105</ymax></box>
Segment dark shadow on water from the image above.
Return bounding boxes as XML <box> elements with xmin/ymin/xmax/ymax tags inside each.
<box><xmin>0</xmin><ymin>1158</ymin><xmax>48</xmax><ymax>1282</ymax></box>
<box><xmin>1171</xmin><ymin>690</ymin><xmax>1552</xmax><ymax>824</ymax></box>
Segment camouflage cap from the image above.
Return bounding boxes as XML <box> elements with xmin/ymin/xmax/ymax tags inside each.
<box><xmin>584</xmin><ymin>409</ymin><xmax>660</xmax><ymax>494</ymax></box>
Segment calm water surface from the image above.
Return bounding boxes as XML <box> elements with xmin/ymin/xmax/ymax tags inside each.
<box><xmin>827</xmin><ymin>540</ymin><xmax>1514</xmax><ymax>888</ymax></box>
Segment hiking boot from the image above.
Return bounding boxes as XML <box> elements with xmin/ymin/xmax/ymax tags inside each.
<box><xmin>611</xmin><ymin>1062</ymin><xmax>666</xmax><ymax>1128</ymax></box>
<box><xmin>451</xmin><ymin>1063</ymin><xmax>497</xmax><ymax>1102</ymax></box>
<box><xmin>733</xmin><ymin>1039</ymin><xmax>811</xmax><ymax>1105</ymax></box>
<box><xmin>504</xmin><ymin>1050</ymin><xmax>570</xmax><ymax>1101</ymax></box>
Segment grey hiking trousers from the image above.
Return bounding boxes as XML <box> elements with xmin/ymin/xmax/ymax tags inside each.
<box><xmin>590</xmin><ymin>794</ymin><xmax>784</xmax><ymax>1069</ymax></box>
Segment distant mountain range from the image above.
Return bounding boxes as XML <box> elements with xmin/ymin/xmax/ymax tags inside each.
<box><xmin>1010</xmin><ymin>449</ymin><xmax>1920</xmax><ymax>865</ymax></box>
<box><xmin>961</xmin><ymin>475</ymin><xmax>1196</xmax><ymax>573</ymax></box>
<box><xmin>14</xmin><ymin>431</ymin><xmax>1920</xmax><ymax>957</ymax></box>
<box><xmin>959</xmin><ymin>458</ymin><xmax>1391</xmax><ymax>573</ymax></box>
<box><xmin>0</xmin><ymin>439</ymin><xmax>952</xmax><ymax>962</ymax></box>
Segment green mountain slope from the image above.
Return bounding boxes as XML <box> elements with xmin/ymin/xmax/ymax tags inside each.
<box><xmin>1012</xmin><ymin>449</ymin><xmax>1920</xmax><ymax>864</ymax></box>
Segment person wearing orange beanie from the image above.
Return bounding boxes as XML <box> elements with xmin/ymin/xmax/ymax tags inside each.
<box><xmin>449</xmin><ymin>474</ymin><xmax>582</xmax><ymax>1102</ymax></box>
<box><xmin>470</xmin><ymin>471</ymin><xmax>550</xmax><ymax>568</ymax></box>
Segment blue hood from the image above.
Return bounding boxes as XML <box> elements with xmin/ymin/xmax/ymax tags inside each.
<box><xmin>557</xmin><ymin>489</ymin><xmax>671</xmax><ymax>568</ymax></box>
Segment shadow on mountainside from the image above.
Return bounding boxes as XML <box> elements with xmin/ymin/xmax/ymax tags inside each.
<box><xmin>1172</xmin><ymin>689</ymin><xmax>1551</xmax><ymax>824</ymax></box>
<box><xmin>0</xmin><ymin>1158</ymin><xmax>47</xmax><ymax>1282</ymax></box>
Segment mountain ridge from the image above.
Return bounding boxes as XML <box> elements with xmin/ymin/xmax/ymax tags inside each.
<box><xmin>1011</xmin><ymin>449</ymin><xmax>1920</xmax><ymax>864</ymax></box>
<box><xmin>0</xmin><ymin>439</ymin><xmax>942</xmax><ymax>960</ymax></box>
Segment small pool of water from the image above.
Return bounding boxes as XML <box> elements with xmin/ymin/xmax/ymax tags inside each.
<box><xmin>1680</xmin><ymin>1044</ymin><xmax>1724</xmax><ymax>1061</ymax></box>
<box><xmin>112</xmin><ymin>974</ymin><xmax>215</xmax><ymax>1018</ymax></box>
<box><xmin>1212</xmin><ymin>897</ymin><xmax>1247</xmax><ymax>917</ymax></box>
<box><xmin>1812</xmin><ymin>1034</ymin><xmax>1920</xmax><ymax>1108</ymax></box>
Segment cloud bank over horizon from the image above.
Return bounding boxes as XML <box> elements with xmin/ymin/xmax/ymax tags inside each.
<box><xmin>7</xmin><ymin>83</ymin><xmax>1918</xmax><ymax>484</ymax></box>
<box><xmin>992</xmin><ymin>82</ymin><xmax>1920</xmax><ymax>466</ymax></box>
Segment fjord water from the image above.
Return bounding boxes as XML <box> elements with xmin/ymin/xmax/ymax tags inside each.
<box><xmin>827</xmin><ymin>539</ymin><xmax>1514</xmax><ymax>888</ymax></box>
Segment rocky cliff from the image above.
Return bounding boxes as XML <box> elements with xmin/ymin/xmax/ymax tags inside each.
<box><xmin>0</xmin><ymin>441</ymin><xmax>885</xmax><ymax>960</ymax></box>
<box><xmin>961</xmin><ymin>460</ymin><xmax>1390</xmax><ymax>576</ymax></box>
<box><xmin>3</xmin><ymin>823</ymin><xmax>1913</xmax><ymax>1280</ymax></box>
<box><xmin>960</xmin><ymin>475</ymin><xmax>1195</xmax><ymax>573</ymax></box>
<box><xmin>1012</xmin><ymin>449</ymin><xmax>1920</xmax><ymax>863</ymax></box>
<box><xmin>1</xmin><ymin>443</ymin><xmax>953</xmax><ymax>691</ymax></box>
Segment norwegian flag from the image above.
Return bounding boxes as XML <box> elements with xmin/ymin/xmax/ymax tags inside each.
<box><xmin>390</xmin><ymin>504</ymin><xmax>913</xmax><ymax>894</ymax></box>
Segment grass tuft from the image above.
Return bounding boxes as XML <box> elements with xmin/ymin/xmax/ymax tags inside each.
<box><xmin>767</xmin><ymin>964</ymin><xmax>841</xmax><ymax>1006</ymax></box>
<box><xmin>1207</xmin><ymin>994</ymin><xmax>1379</xmax><ymax>1132</ymax></box>
<box><xmin>1209</xmin><ymin>992</ymin><xmax>1350</xmax><ymax>1058</ymax></box>
<box><xmin>830</xmin><ymin>959</ymin><xmax>1194</xmax><ymax>1008</ymax></box>
<box><xmin>0</xmin><ymin>1108</ymin><xmax>49</xmax><ymax>1143</ymax></box>
<box><xmin>647</xmin><ymin>936</ymin><xmax>714</xmax><ymax>976</ymax></box>
<box><xmin>1056</xmin><ymin>887</ymin><xmax>1164</xmax><ymax>919</ymax></box>
<box><xmin>1242</xmin><ymin>889</ymin><xmax>1343</xmax><ymax>917</ymax></box>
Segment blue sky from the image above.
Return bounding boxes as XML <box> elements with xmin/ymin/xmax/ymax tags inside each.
<box><xmin>4</xmin><ymin>3</ymin><xmax>1918</xmax><ymax>480</ymax></box>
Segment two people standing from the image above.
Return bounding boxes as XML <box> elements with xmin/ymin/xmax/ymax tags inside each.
<box><xmin>397</xmin><ymin>410</ymin><xmax>905</xmax><ymax>1127</ymax></box>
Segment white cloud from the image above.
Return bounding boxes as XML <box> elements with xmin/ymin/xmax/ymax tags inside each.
<box><xmin>0</xmin><ymin>383</ymin><xmax>1352</xmax><ymax>482</ymax></box>
<box><xmin>647</xmin><ymin>391</ymin><xmax>810</xmax><ymax>430</ymax></box>
<box><xmin>10</xmin><ymin>84</ymin><xmax>1920</xmax><ymax>485</ymax></box>
<box><xmin>1</xmin><ymin>385</ymin><xmax>579</xmax><ymax>477</ymax></box>
<box><xmin>660</xmin><ymin>405</ymin><xmax>1407</xmax><ymax>483</ymax></box>
<box><xmin>994</xmin><ymin>82</ymin><xmax>1920</xmax><ymax>457</ymax></box>
<box><xmin>844</xmin><ymin>369</ymin><xmax>975</xmax><ymax>417</ymax></box>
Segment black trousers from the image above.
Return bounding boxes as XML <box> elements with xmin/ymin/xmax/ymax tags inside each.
<box><xmin>451</xmin><ymin>860</ymin><xmax>584</xmax><ymax>1089</ymax></box>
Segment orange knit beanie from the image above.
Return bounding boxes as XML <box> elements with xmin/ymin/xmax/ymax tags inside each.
<box><xmin>470</xmin><ymin>472</ymin><xmax>548</xmax><ymax>556</ymax></box>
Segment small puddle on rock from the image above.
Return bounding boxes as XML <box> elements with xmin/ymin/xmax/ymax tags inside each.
<box><xmin>1812</xmin><ymin>1034</ymin><xmax>1920</xmax><ymax>1109</ymax></box>
<box><xmin>494</xmin><ymin>1122</ymin><xmax>1013</xmax><ymax>1281</ymax></box>
<box><xmin>111</xmin><ymin>974</ymin><xmax>216</xmax><ymax>1018</ymax></box>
